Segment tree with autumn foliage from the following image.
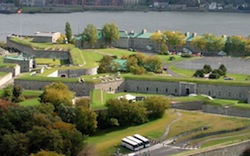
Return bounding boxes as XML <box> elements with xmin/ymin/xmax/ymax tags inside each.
<box><xmin>163</xmin><ymin>31</ymin><xmax>186</xmax><ymax>51</ymax></box>
<box><xmin>39</xmin><ymin>82</ymin><xmax>73</xmax><ymax>107</ymax></box>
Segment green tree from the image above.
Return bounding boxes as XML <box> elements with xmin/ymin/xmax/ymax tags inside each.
<box><xmin>191</xmin><ymin>36</ymin><xmax>207</xmax><ymax>52</ymax></box>
<box><xmin>145</xmin><ymin>55</ymin><xmax>162</xmax><ymax>73</ymax></box>
<box><xmin>39</xmin><ymin>82</ymin><xmax>72</xmax><ymax>107</ymax></box>
<box><xmin>97</xmin><ymin>55</ymin><xmax>114</xmax><ymax>73</ymax></box>
<box><xmin>203</xmin><ymin>64</ymin><xmax>212</xmax><ymax>73</ymax></box>
<box><xmin>203</xmin><ymin>34</ymin><xmax>225</xmax><ymax>52</ymax></box>
<box><xmin>0</xmin><ymin>132</ymin><xmax>29</xmax><ymax>156</ymax></box>
<box><xmin>82</xmin><ymin>24</ymin><xmax>98</xmax><ymax>48</ymax></box>
<box><xmin>150</xmin><ymin>31</ymin><xmax>166</xmax><ymax>53</ymax></box>
<box><xmin>74</xmin><ymin>107</ymin><xmax>97</xmax><ymax>135</ymax></box>
<box><xmin>219</xmin><ymin>64</ymin><xmax>227</xmax><ymax>76</ymax></box>
<box><xmin>102</xmin><ymin>23</ymin><xmax>120</xmax><ymax>47</ymax></box>
<box><xmin>224</xmin><ymin>36</ymin><xmax>246</xmax><ymax>56</ymax></box>
<box><xmin>193</xmin><ymin>69</ymin><xmax>205</xmax><ymax>78</ymax></box>
<box><xmin>12</xmin><ymin>85</ymin><xmax>25</xmax><ymax>102</ymax></box>
<box><xmin>2</xmin><ymin>85</ymin><xmax>13</xmax><ymax>101</ymax></box>
<box><xmin>65</xmin><ymin>22</ymin><xmax>72</xmax><ymax>43</ymax></box>
<box><xmin>164</xmin><ymin>31</ymin><xmax>186</xmax><ymax>51</ymax></box>
<box><xmin>144</xmin><ymin>96</ymin><xmax>170</xmax><ymax>118</ymax></box>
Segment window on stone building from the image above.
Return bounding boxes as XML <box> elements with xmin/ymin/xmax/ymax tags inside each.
<box><xmin>166</xmin><ymin>88</ymin><xmax>168</xmax><ymax>93</ymax></box>
<box><xmin>208</xmin><ymin>91</ymin><xmax>211</xmax><ymax>96</ymax></box>
<box><xmin>175</xmin><ymin>89</ymin><xmax>177</xmax><ymax>93</ymax></box>
<box><xmin>109</xmin><ymin>87</ymin><xmax>112</xmax><ymax>91</ymax></box>
<box><xmin>117</xmin><ymin>87</ymin><xmax>119</xmax><ymax>90</ymax></box>
<box><xmin>156</xmin><ymin>88</ymin><xmax>158</xmax><ymax>93</ymax></box>
<box><xmin>229</xmin><ymin>92</ymin><xmax>231</xmax><ymax>96</ymax></box>
<box><xmin>146</xmin><ymin>87</ymin><xmax>149</xmax><ymax>91</ymax></box>
<box><xmin>137</xmin><ymin>86</ymin><xmax>139</xmax><ymax>91</ymax></box>
<box><xmin>239</xmin><ymin>93</ymin><xmax>241</xmax><ymax>98</ymax></box>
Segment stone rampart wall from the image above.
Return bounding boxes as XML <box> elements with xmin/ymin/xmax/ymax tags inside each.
<box><xmin>125</xmin><ymin>79</ymin><xmax>179</xmax><ymax>95</ymax></box>
<box><xmin>14</xmin><ymin>79</ymin><xmax>95</xmax><ymax>96</ymax></box>
<box><xmin>0</xmin><ymin>64</ymin><xmax>20</xmax><ymax>77</ymax></box>
<box><xmin>0</xmin><ymin>73</ymin><xmax>12</xmax><ymax>87</ymax></box>
<box><xmin>94</xmin><ymin>79</ymin><xmax>125</xmax><ymax>93</ymax></box>
<box><xmin>187</xmin><ymin>140</ymin><xmax>250</xmax><ymax>156</ymax></box>
<box><xmin>7</xmin><ymin>37</ymin><xmax>69</xmax><ymax>60</ymax></box>
<box><xmin>202</xmin><ymin>104</ymin><xmax>250</xmax><ymax>118</ymax></box>
<box><xmin>58</xmin><ymin>67</ymin><xmax>98</xmax><ymax>77</ymax></box>
<box><xmin>171</xmin><ymin>101</ymin><xmax>203</xmax><ymax>110</ymax></box>
<box><xmin>197</xmin><ymin>83</ymin><xmax>250</xmax><ymax>102</ymax></box>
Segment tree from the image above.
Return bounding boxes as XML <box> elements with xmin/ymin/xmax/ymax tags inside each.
<box><xmin>150</xmin><ymin>31</ymin><xmax>166</xmax><ymax>53</ymax></box>
<box><xmin>75</xmin><ymin>98</ymin><xmax>89</xmax><ymax>108</ymax></box>
<box><xmin>74</xmin><ymin>107</ymin><xmax>97</xmax><ymax>135</ymax></box>
<box><xmin>144</xmin><ymin>96</ymin><xmax>170</xmax><ymax>119</ymax></box>
<box><xmin>191</xmin><ymin>36</ymin><xmax>207</xmax><ymax>52</ymax></box>
<box><xmin>144</xmin><ymin>55</ymin><xmax>162</xmax><ymax>73</ymax></box>
<box><xmin>0</xmin><ymin>132</ymin><xmax>29</xmax><ymax>156</ymax></box>
<box><xmin>203</xmin><ymin>34</ymin><xmax>225</xmax><ymax>52</ymax></box>
<box><xmin>203</xmin><ymin>64</ymin><xmax>212</xmax><ymax>74</ymax></box>
<box><xmin>97</xmin><ymin>55</ymin><xmax>114</xmax><ymax>73</ymax></box>
<box><xmin>224</xmin><ymin>36</ymin><xmax>246</xmax><ymax>56</ymax></box>
<box><xmin>219</xmin><ymin>64</ymin><xmax>227</xmax><ymax>76</ymax></box>
<box><xmin>102</xmin><ymin>23</ymin><xmax>120</xmax><ymax>47</ymax></box>
<box><xmin>82</xmin><ymin>24</ymin><xmax>98</xmax><ymax>48</ymax></box>
<box><xmin>2</xmin><ymin>85</ymin><xmax>13</xmax><ymax>101</ymax></box>
<box><xmin>12</xmin><ymin>85</ymin><xmax>25</xmax><ymax>102</ymax></box>
<box><xmin>39</xmin><ymin>82</ymin><xmax>73</xmax><ymax>107</ymax></box>
<box><xmin>164</xmin><ymin>31</ymin><xmax>186</xmax><ymax>51</ymax></box>
<box><xmin>65</xmin><ymin>22</ymin><xmax>72</xmax><ymax>43</ymax></box>
<box><xmin>193</xmin><ymin>69</ymin><xmax>205</xmax><ymax>78</ymax></box>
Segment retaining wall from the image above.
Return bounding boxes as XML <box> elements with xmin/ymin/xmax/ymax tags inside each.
<box><xmin>7</xmin><ymin>37</ymin><xmax>69</xmax><ymax>60</ymax></box>
<box><xmin>187</xmin><ymin>140</ymin><xmax>250</xmax><ymax>156</ymax></box>
<box><xmin>202</xmin><ymin>104</ymin><xmax>250</xmax><ymax>118</ymax></box>
<box><xmin>14</xmin><ymin>79</ymin><xmax>95</xmax><ymax>96</ymax></box>
<box><xmin>171</xmin><ymin>101</ymin><xmax>203</xmax><ymax>110</ymax></box>
<box><xmin>0</xmin><ymin>73</ymin><xmax>12</xmax><ymax>87</ymax></box>
<box><xmin>0</xmin><ymin>64</ymin><xmax>20</xmax><ymax>76</ymax></box>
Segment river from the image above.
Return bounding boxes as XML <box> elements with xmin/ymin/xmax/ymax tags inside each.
<box><xmin>0</xmin><ymin>11</ymin><xmax>250</xmax><ymax>41</ymax></box>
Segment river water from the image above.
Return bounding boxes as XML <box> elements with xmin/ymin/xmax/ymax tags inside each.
<box><xmin>0</xmin><ymin>11</ymin><xmax>250</xmax><ymax>41</ymax></box>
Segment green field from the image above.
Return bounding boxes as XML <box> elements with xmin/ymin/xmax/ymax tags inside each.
<box><xmin>35</xmin><ymin>58</ymin><xmax>69</xmax><ymax>66</ymax></box>
<box><xmin>19</xmin><ymin>98</ymin><xmax>40</xmax><ymax>107</ymax></box>
<box><xmin>88</xmin><ymin>110</ymin><xmax>250</xmax><ymax>156</ymax></box>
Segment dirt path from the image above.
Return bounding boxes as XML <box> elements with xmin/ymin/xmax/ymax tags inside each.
<box><xmin>158</xmin><ymin>111</ymin><xmax>182</xmax><ymax>142</ymax></box>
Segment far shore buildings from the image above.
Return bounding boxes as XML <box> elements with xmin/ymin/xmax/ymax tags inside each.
<box><xmin>75</xmin><ymin>29</ymin><xmax>225</xmax><ymax>54</ymax></box>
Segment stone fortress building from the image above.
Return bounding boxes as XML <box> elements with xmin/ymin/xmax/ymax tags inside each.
<box><xmin>5</xmin><ymin>32</ymin><xmax>250</xmax><ymax>104</ymax></box>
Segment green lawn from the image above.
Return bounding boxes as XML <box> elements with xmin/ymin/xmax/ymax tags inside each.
<box><xmin>19</xmin><ymin>98</ymin><xmax>41</xmax><ymax>107</ymax></box>
<box><xmin>169</xmin><ymin>65</ymin><xmax>195</xmax><ymax>77</ymax></box>
<box><xmin>93</xmin><ymin>48</ymin><xmax>135</xmax><ymax>58</ymax></box>
<box><xmin>88</xmin><ymin>110</ymin><xmax>250</xmax><ymax>156</ymax></box>
<box><xmin>88</xmin><ymin>109</ymin><xmax>178</xmax><ymax>156</ymax></box>
<box><xmin>9</xmin><ymin>37</ymin><xmax>75</xmax><ymax>51</ymax></box>
<box><xmin>35</xmin><ymin>58</ymin><xmax>69</xmax><ymax>66</ymax></box>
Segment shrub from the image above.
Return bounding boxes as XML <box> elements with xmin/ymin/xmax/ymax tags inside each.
<box><xmin>193</xmin><ymin>69</ymin><xmax>204</xmax><ymax>78</ymax></box>
<box><xmin>203</xmin><ymin>64</ymin><xmax>212</xmax><ymax>74</ymax></box>
<box><xmin>209</xmin><ymin>73</ymin><xmax>220</xmax><ymax>79</ymax></box>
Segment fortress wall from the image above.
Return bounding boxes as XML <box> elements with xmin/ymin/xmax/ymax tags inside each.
<box><xmin>0</xmin><ymin>73</ymin><xmax>12</xmax><ymax>87</ymax></box>
<box><xmin>58</xmin><ymin>67</ymin><xmax>98</xmax><ymax>77</ymax></box>
<box><xmin>187</xmin><ymin>140</ymin><xmax>250</xmax><ymax>156</ymax></box>
<box><xmin>7</xmin><ymin>38</ymin><xmax>69</xmax><ymax>60</ymax></box>
<box><xmin>14</xmin><ymin>79</ymin><xmax>95</xmax><ymax>96</ymax></box>
<box><xmin>171</xmin><ymin>101</ymin><xmax>204</xmax><ymax>110</ymax></box>
<box><xmin>202</xmin><ymin>104</ymin><xmax>250</xmax><ymax>118</ymax></box>
<box><xmin>125</xmin><ymin>79</ymin><xmax>180</xmax><ymax>95</ymax></box>
<box><xmin>94</xmin><ymin>79</ymin><xmax>125</xmax><ymax>93</ymax></box>
<box><xmin>197</xmin><ymin>83</ymin><xmax>250</xmax><ymax>102</ymax></box>
<box><xmin>0</xmin><ymin>64</ymin><xmax>20</xmax><ymax>77</ymax></box>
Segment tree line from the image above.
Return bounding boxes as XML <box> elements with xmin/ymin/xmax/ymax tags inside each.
<box><xmin>150</xmin><ymin>31</ymin><xmax>250</xmax><ymax>56</ymax></box>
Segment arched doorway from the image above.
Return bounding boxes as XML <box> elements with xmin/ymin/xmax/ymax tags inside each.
<box><xmin>186</xmin><ymin>88</ymin><xmax>190</xmax><ymax>95</ymax></box>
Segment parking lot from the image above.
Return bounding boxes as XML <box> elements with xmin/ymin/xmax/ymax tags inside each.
<box><xmin>175</xmin><ymin>57</ymin><xmax>250</xmax><ymax>75</ymax></box>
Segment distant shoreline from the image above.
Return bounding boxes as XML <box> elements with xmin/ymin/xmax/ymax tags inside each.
<box><xmin>2</xmin><ymin>6</ymin><xmax>250</xmax><ymax>14</ymax></box>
